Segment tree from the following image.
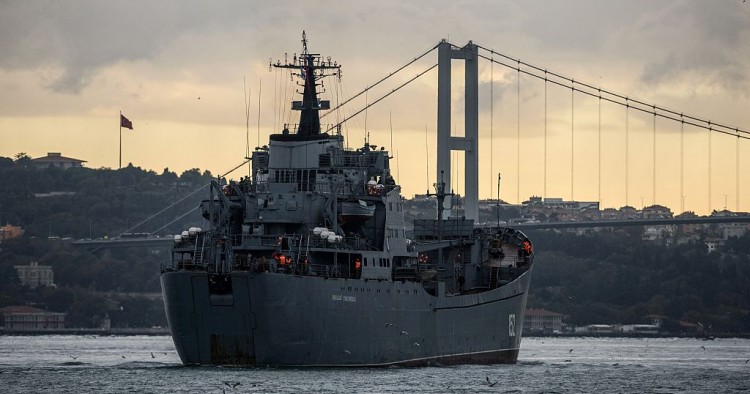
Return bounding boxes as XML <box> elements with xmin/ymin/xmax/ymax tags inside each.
<box><xmin>13</xmin><ymin>152</ymin><xmax>31</xmax><ymax>168</ymax></box>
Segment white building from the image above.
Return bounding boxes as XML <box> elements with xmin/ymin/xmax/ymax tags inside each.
<box><xmin>523</xmin><ymin>308</ymin><xmax>564</xmax><ymax>334</ymax></box>
<box><xmin>574</xmin><ymin>324</ymin><xmax>614</xmax><ymax>334</ymax></box>
<box><xmin>620</xmin><ymin>324</ymin><xmax>659</xmax><ymax>334</ymax></box>
<box><xmin>14</xmin><ymin>261</ymin><xmax>55</xmax><ymax>288</ymax></box>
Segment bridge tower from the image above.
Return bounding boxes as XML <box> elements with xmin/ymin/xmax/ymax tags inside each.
<box><xmin>437</xmin><ymin>40</ymin><xmax>479</xmax><ymax>221</ymax></box>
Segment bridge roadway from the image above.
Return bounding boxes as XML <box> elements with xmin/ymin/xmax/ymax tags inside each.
<box><xmin>72</xmin><ymin>237</ymin><xmax>174</xmax><ymax>248</ymax></box>
<box><xmin>512</xmin><ymin>215</ymin><xmax>750</xmax><ymax>230</ymax></box>
<box><xmin>71</xmin><ymin>216</ymin><xmax>750</xmax><ymax>249</ymax></box>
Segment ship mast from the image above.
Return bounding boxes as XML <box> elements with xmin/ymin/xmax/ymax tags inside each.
<box><xmin>272</xmin><ymin>31</ymin><xmax>341</xmax><ymax>136</ymax></box>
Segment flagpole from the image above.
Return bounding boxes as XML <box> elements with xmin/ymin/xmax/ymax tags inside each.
<box><xmin>119</xmin><ymin>111</ymin><xmax>122</xmax><ymax>169</ymax></box>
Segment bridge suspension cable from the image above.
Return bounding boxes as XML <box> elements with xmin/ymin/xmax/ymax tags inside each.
<box><xmin>320</xmin><ymin>44</ymin><xmax>438</xmax><ymax>120</ymax></box>
<box><xmin>112</xmin><ymin>158</ymin><xmax>250</xmax><ymax>239</ymax></box>
<box><xmin>114</xmin><ymin>183</ymin><xmax>210</xmax><ymax>239</ymax></box>
<box><xmin>325</xmin><ymin>63</ymin><xmax>438</xmax><ymax>133</ymax></box>
<box><xmin>473</xmin><ymin>44</ymin><xmax>750</xmax><ymax>140</ymax></box>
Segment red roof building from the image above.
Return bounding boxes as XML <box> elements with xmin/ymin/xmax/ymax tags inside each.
<box><xmin>30</xmin><ymin>152</ymin><xmax>86</xmax><ymax>169</ymax></box>
<box><xmin>0</xmin><ymin>305</ymin><xmax>66</xmax><ymax>331</ymax></box>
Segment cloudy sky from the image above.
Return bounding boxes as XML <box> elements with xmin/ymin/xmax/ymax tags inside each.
<box><xmin>1</xmin><ymin>0</ymin><xmax>749</xmax><ymax>214</ymax></box>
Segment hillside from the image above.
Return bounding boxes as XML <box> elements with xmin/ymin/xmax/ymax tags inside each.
<box><xmin>1</xmin><ymin>157</ymin><xmax>749</xmax><ymax>333</ymax></box>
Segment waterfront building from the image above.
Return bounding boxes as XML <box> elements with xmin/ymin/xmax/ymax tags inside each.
<box><xmin>0</xmin><ymin>305</ymin><xmax>66</xmax><ymax>330</ymax></box>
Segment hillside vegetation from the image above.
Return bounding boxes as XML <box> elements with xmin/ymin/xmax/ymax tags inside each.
<box><xmin>1</xmin><ymin>157</ymin><xmax>749</xmax><ymax>332</ymax></box>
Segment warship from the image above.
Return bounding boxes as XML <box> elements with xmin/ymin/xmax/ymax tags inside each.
<box><xmin>160</xmin><ymin>33</ymin><xmax>535</xmax><ymax>367</ymax></box>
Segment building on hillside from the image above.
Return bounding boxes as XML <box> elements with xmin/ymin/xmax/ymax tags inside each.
<box><xmin>521</xmin><ymin>196</ymin><xmax>600</xmax><ymax>222</ymax></box>
<box><xmin>704</xmin><ymin>238</ymin><xmax>722</xmax><ymax>253</ymax></box>
<box><xmin>642</xmin><ymin>225</ymin><xmax>673</xmax><ymax>243</ymax></box>
<box><xmin>523</xmin><ymin>308</ymin><xmax>564</xmax><ymax>334</ymax></box>
<box><xmin>14</xmin><ymin>261</ymin><xmax>55</xmax><ymax>288</ymax></box>
<box><xmin>0</xmin><ymin>224</ymin><xmax>24</xmax><ymax>241</ymax></box>
<box><xmin>619</xmin><ymin>206</ymin><xmax>639</xmax><ymax>219</ymax></box>
<box><xmin>0</xmin><ymin>305</ymin><xmax>66</xmax><ymax>330</ymax></box>
<box><xmin>719</xmin><ymin>222</ymin><xmax>749</xmax><ymax>240</ymax></box>
<box><xmin>601</xmin><ymin>208</ymin><xmax>619</xmax><ymax>220</ymax></box>
<box><xmin>30</xmin><ymin>152</ymin><xmax>86</xmax><ymax>169</ymax></box>
<box><xmin>641</xmin><ymin>205</ymin><xmax>673</xmax><ymax>219</ymax></box>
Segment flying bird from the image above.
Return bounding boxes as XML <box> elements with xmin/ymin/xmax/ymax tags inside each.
<box><xmin>343</xmin><ymin>349</ymin><xmax>351</xmax><ymax>354</ymax></box>
<box><xmin>69</xmin><ymin>355</ymin><xmax>78</xmax><ymax>360</ymax></box>
<box><xmin>485</xmin><ymin>376</ymin><xmax>498</xmax><ymax>387</ymax></box>
<box><xmin>569</xmin><ymin>348</ymin><xmax>573</xmax><ymax>353</ymax></box>
<box><xmin>151</xmin><ymin>352</ymin><xmax>155</xmax><ymax>358</ymax></box>
<box><xmin>400</xmin><ymin>330</ymin><xmax>409</xmax><ymax>336</ymax></box>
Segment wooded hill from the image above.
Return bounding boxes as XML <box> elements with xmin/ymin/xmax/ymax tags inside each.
<box><xmin>526</xmin><ymin>228</ymin><xmax>750</xmax><ymax>333</ymax></box>
<box><xmin>1</xmin><ymin>157</ymin><xmax>749</xmax><ymax>332</ymax></box>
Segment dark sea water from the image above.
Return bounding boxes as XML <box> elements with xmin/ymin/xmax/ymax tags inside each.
<box><xmin>0</xmin><ymin>335</ymin><xmax>748</xmax><ymax>393</ymax></box>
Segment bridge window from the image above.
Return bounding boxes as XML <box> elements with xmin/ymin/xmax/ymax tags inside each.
<box><xmin>274</xmin><ymin>169</ymin><xmax>296</xmax><ymax>183</ymax></box>
<box><xmin>296</xmin><ymin>169</ymin><xmax>316</xmax><ymax>192</ymax></box>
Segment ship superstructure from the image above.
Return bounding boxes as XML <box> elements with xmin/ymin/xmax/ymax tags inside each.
<box><xmin>161</xmin><ymin>33</ymin><xmax>535</xmax><ymax>366</ymax></box>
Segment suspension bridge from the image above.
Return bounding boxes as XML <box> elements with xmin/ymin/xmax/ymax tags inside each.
<box><xmin>74</xmin><ymin>38</ymin><xmax>749</xmax><ymax>248</ymax></box>
<box><xmin>308</xmin><ymin>39</ymin><xmax>748</xmax><ymax>218</ymax></box>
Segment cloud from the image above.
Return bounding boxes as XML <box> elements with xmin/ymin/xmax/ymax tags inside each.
<box><xmin>0</xmin><ymin>1</ymin><xmax>272</xmax><ymax>93</ymax></box>
<box><xmin>634</xmin><ymin>1</ymin><xmax>750</xmax><ymax>95</ymax></box>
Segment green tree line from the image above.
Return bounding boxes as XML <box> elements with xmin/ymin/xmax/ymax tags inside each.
<box><xmin>526</xmin><ymin>228</ymin><xmax>750</xmax><ymax>333</ymax></box>
<box><xmin>0</xmin><ymin>156</ymin><xmax>218</xmax><ymax>327</ymax></box>
<box><xmin>2</xmin><ymin>158</ymin><xmax>749</xmax><ymax>332</ymax></box>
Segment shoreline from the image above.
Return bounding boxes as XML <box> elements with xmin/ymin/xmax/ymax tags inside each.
<box><xmin>3</xmin><ymin>328</ymin><xmax>749</xmax><ymax>339</ymax></box>
<box><xmin>524</xmin><ymin>332</ymin><xmax>750</xmax><ymax>339</ymax></box>
<box><xmin>0</xmin><ymin>327</ymin><xmax>170</xmax><ymax>336</ymax></box>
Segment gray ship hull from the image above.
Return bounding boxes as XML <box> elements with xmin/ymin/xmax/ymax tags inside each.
<box><xmin>161</xmin><ymin>267</ymin><xmax>532</xmax><ymax>366</ymax></box>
